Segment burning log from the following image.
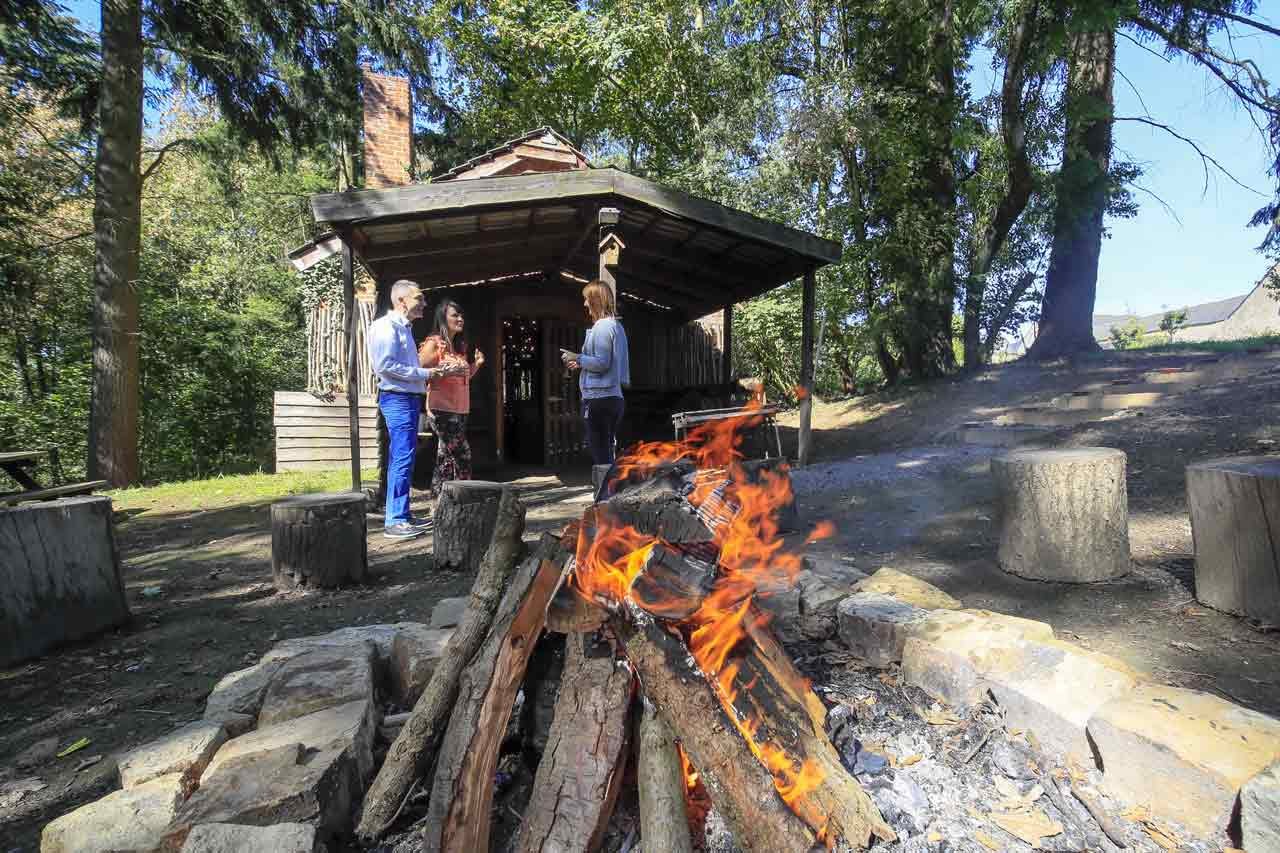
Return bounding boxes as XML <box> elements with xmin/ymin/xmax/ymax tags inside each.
<box><xmin>629</xmin><ymin>543</ymin><xmax>716</xmax><ymax>621</ymax></box>
<box><xmin>514</xmin><ymin>632</ymin><xmax>634</xmax><ymax>853</ymax></box>
<box><xmin>420</xmin><ymin>549</ymin><xmax>570</xmax><ymax>853</ymax></box>
<box><xmin>637</xmin><ymin>699</ymin><xmax>695</xmax><ymax>853</ymax></box>
<box><xmin>356</xmin><ymin>488</ymin><xmax>529</xmax><ymax>841</ymax></box>
<box><xmin>598</xmin><ymin>462</ymin><xmax>715</xmax><ymax>544</ymax></box>
<box><xmin>610</xmin><ymin>605</ymin><xmax>818</xmax><ymax>852</ymax></box>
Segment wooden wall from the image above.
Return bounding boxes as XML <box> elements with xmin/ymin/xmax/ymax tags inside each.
<box><xmin>274</xmin><ymin>391</ymin><xmax>378</xmax><ymax>471</ymax></box>
<box><xmin>306</xmin><ymin>298</ymin><xmax>377</xmax><ymax>396</ymax></box>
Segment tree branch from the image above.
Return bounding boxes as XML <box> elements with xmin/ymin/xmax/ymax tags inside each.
<box><xmin>1130</xmin><ymin>16</ymin><xmax>1277</xmax><ymax>115</ymax></box>
<box><xmin>1191</xmin><ymin>6</ymin><xmax>1280</xmax><ymax>39</ymax></box>
<box><xmin>141</xmin><ymin>138</ymin><xmax>196</xmax><ymax>183</ymax></box>
<box><xmin>1114</xmin><ymin>116</ymin><xmax>1266</xmax><ymax>196</ymax></box>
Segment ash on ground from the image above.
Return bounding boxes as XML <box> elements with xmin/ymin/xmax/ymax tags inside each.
<box><xmin>792</xmin><ymin>642</ymin><xmax>1220</xmax><ymax>853</ymax></box>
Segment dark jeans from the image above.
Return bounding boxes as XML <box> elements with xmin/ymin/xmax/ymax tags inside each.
<box><xmin>379</xmin><ymin>390</ymin><xmax>422</xmax><ymax>526</ymax></box>
<box><xmin>584</xmin><ymin>396</ymin><xmax>625</xmax><ymax>465</ymax></box>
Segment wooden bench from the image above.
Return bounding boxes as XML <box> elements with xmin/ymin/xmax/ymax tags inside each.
<box><xmin>1</xmin><ymin>480</ymin><xmax>110</xmax><ymax>506</ymax></box>
<box><xmin>0</xmin><ymin>450</ymin><xmax>107</xmax><ymax>506</ymax></box>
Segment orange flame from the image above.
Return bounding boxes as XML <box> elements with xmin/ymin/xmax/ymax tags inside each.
<box><xmin>572</xmin><ymin>403</ymin><xmax>838</xmax><ymax>841</ymax></box>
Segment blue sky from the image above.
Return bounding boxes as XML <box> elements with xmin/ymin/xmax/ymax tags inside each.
<box><xmin>65</xmin><ymin>0</ymin><xmax>1278</xmax><ymax>317</ymax></box>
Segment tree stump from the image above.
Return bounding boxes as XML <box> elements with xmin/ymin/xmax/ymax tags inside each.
<box><xmin>1187</xmin><ymin>456</ymin><xmax>1280</xmax><ymax>622</ymax></box>
<box><xmin>992</xmin><ymin>447</ymin><xmax>1129</xmax><ymax>582</ymax></box>
<box><xmin>271</xmin><ymin>492</ymin><xmax>368</xmax><ymax>590</ymax></box>
<box><xmin>432</xmin><ymin>480</ymin><xmax>505</xmax><ymax>573</ymax></box>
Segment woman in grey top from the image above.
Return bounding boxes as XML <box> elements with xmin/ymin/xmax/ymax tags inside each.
<box><xmin>561</xmin><ymin>280</ymin><xmax>630</xmax><ymax>465</ymax></box>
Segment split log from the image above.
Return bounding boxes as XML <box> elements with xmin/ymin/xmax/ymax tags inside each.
<box><xmin>514</xmin><ymin>632</ymin><xmax>634</xmax><ymax>853</ymax></box>
<box><xmin>600</xmin><ymin>465</ymin><xmax>713</xmax><ymax>544</ymax></box>
<box><xmin>637</xmin><ymin>699</ymin><xmax>694</xmax><ymax>853</ymax></box>
<box><xmin>421</xmin><ymin>551</ymin><xmax>570</xmax><ymax>853</ymax></box>
<box><xmin>546</xmin><ymin>583</ymin><xmax>607</xmax><ymax>634</ymax></box>
<box><xmin>432</xmin><ymin>480</ymin><xmax>507</xmax><ymax>573</ymax></box>
<box><xmin>356</xmin><ymin>487</ymin><xmax>528</xmax><ymax>841</ymax></box>
<box><xmin>610</xmin><ymin>604</ymin><xmax>817</xmax><ymax>853</ymax></box>
<box><xmin>629</xmin><ymin>544</ymin><xmax>716</xmax><ymax>621</ymax></box>
<box><xmin>270</xmin><ymin>492</ymin><xmax>368</xmax><ymax>590</ymax></box>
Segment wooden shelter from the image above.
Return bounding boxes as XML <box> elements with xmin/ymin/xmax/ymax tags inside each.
<box><xmin>308</xmin><ymin>128</ymin><xmax>839</xmax><ymax>490</ymax></box>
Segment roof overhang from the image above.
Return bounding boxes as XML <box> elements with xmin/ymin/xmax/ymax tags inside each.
<box><xmin>310</xmin><ymin>168</ymin><xmax>841</xmax><ymax>319</ymax></box>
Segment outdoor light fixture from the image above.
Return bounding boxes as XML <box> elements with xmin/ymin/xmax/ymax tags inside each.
<box><xmin>598</xmin><ymin>207</ymin><xmax>621</xmax><ymax>227</ymax></box>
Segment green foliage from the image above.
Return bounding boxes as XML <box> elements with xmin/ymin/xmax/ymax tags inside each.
<box><xmin>1159</xmin><ymin>308</ymin><xmax>1188</xmax><ymax>341</ymax></box>
<box><xmin>0</xmin><ymin>96</ymin><xmax>328</xmax><ymax>483</ymax></box>
<box><xmin>1108</xmin><ymin>318</ymin><xmax>1146</xmax><ymax>350</ymax></box>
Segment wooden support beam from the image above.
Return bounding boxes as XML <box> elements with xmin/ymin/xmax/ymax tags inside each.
<box><xmin>798</xmin><ymin>267</ymin><xmax>815</xmax><ymax>468</ymax></box>
<box><xmin>342</xmin><ymin>238</ymin><xmax>361</xmax><ymax>492</ymax></box>
<box><xmin>722</xmin><ymin>303</ymin><xmax>734</xmax><ymax>384</ymax></box>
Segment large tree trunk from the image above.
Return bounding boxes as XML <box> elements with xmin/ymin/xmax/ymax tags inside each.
<box><xmin>88</xmin><ymin>0</ymin><xmax>143</xmax><ymax>487</ymax></box>
<box><xmin>1030</xmin><ymin>22</ymin><xmax>1115</xmax><ymax>361</ymax></box>
<box><xmin>903</xmin><ymin>0</ymin><xmax>959</xmax><ymax>379</ymax></box>
<box><xmin>963</xmin><ymin>0</ymin><xmax>1040</xmax><ymax>369</ymax></box>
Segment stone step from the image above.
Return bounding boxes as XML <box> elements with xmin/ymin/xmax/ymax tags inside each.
<box><xmin>952</xmin><ymin>423</ymin><xmax>1054</xmax><ymax>448</ymax></box>
<box><xmin>1051</xmin><ymin>390</ymin><xmax>1164</xmax><ymax>411</ymax></box>
<box><xmin>995</xmin><ymin>407</ymin><xmax>1111</xmax><ymax>427</ymax></box>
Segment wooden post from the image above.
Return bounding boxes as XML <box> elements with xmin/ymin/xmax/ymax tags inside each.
<box><xmin>722</xmin><ymin>304</ymin><xmax>733</xmax><ymax>385</ymax></box>
<box><xmin>798</xmin><ymin>267</ymin><xmax>815</xmax><ymax>467</ymax></box>
<box><xmin>342</xmin><ymin>238</ymin><xmax>361</xmax><ymax>492</ymax></box>
<box><xmin>598</xmin><ymin>207</ymin><xmax>621</xmax><ymax>303</ymax></box>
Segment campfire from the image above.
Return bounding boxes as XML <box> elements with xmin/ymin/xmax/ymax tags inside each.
<box><xmin>360</xmin><ymin>404</ymin><xmax>893</xmax><ymax>852</ymax></box>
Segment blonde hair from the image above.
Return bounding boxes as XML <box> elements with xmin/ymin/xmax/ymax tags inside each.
<box><xmin>582</xmin><ymin>280</ymin><xmax>615</xmax><ymax>322</ymax></box>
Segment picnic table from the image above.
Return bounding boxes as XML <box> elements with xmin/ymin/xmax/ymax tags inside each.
<box><xmin>0</xmin><ymin>449</ymin><xmax>107</xmax><ymax>506</ymax></box>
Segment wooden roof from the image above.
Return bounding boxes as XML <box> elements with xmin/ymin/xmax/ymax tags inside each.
<box><xmin>436</xmin><ymin>127</ymin><xmax>591</xmax><ymax>182</ymax></box>
<box><xmin>310</xmin><ymin>167</ymin><xmax>840</xmax><ymax>319</ymax></box>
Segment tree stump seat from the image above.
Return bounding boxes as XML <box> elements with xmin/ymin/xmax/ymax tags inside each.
<box><xmin>271</xmin><ymin>492</ymin><xmax>368</xmax><ymax>590</ymax></box>
<box><xmin>1187</xmin><ymin>456</ymin><xmax>1280</xmax><ymax>622</ymax></box>
<box><xmin>432</xmin><ymin>480</ymin><xmax>507</xmax><ymax>573</ymax></box>
<box><xmin>991</xmin><ymin>447</ymin><xmax>1130</xmax><ymax>582</ymax></box>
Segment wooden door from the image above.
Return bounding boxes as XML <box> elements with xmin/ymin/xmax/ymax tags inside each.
<box><xmin>542</xmin><ymin>319</ymin><xmax>586</xmax><ymax>466</ymax></box>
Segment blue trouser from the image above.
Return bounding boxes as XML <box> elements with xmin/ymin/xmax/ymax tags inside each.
<box><xmin>379</xmin><ymin>391</ymin><xmax>422</xmax><ymax>527</ymax></box>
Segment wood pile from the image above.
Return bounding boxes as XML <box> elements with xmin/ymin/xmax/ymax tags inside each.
<box><xmin>356</xmin><ymin>455</ymin><xmax>892</xmax><ymax>852</ymax></box>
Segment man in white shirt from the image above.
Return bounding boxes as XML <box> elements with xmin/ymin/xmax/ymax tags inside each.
<box><xmin>367</xmin><ymin>280</ymin><xmax>464</xmax><ymax>539</ymax></box>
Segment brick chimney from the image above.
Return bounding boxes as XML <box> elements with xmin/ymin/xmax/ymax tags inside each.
<box><xmin>362</xmin><ymin>68</ymin><xmax>413</xmax><ymax>188</ymax></box>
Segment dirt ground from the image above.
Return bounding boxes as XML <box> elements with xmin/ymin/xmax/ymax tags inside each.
<box><xmin>3</xmin><ymin>346</ymin><xmax>1279</xmax><ymax>849</ymax></box>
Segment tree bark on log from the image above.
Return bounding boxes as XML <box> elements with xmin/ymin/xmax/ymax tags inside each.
<box><xmin>610</xmin><ymin>605</ymin><xmax>817</xmax><ymax>853</ymax></box>
<box><xmin>637</xmin><ymin>699</ymin><xmax>694</xmax><ymax>853</ymax></box>
<box><xmin>1187</xmin><ymin>456</ymin><xmax>1280</xmax><ymax>621</ymax></box>
<box><xmin>421</xmin><ymin>552</ymin><xmax>569</xmax><ymax>853</ymax></box>
<box><xmin>992</xmin><ymin>447</ymin><xmax>1129</xmax><ymax>582</ymax></box>
<box><xmin>356</xmin><ymin>487</ymin><xmax>529</xmax><ymax>840</ymax></box>
<box><xmin>514</xmin><ymin>632</ymin><xmax>634</xmax><ymax>853</ymax></box>
<box><xmin>432</xmin><ymin>480</ymin><xmax>507</xmax><ymax>572</ymax></box>
<box><xmin>271</xmin><ymin>492</ymin><xmax>368</xmax><ymax>590</ymax></box>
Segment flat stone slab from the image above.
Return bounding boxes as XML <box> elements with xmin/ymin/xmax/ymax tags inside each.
<box><xmin>390</xmin><ymin>625</ymin><xmax>454</xmax><ymax>706</ymax></box>
<box><xmin>429</xmin><ymin>596</ymin><xmax>468</xmax><ymax>629</ymax></box>
<box><xmin>1088</xmin><ymin>684</ymin><xmax>1280</xmax><ymax>839</ymax></box>
<box><xmin>119</xmin><ymin>720</ymin><xmax>228</xmax><ymax>794</ymax></box>
<box><xmin>203</xmin><ymin>699</ymin><xmax>378</xmax><ymax>784</ymax></box>
<box><xmin>258</xmin><ymin>642</ymin><xmax>376</xmax><ymax>727</ymax></box>
<box><xmin>41</xmin><ymin>772</ymin><xmax>184</xmax><ymax>853</ymax></box>
<box><xmin>1242</xmin><ymin>761</ymin><xmax>1280</xmax><ymax>853</ymax></box>
<box><xmin>796</xmin><ymin>570</ymin><xmax>848</xmax><ymax>641</ymax></box>
<box><xmin>1</xmin><ymin>496</ymin><xmax>129</xmax><ymax>667</ymax></box>
<box><xmin>179</xmin><ymin>822</ymin><xmax>323</xmax><ymax>853</ymax></box>
<box><xmin>164</xmin><ymin>743</ymin><xmax>355</xmax><ymax>850</ymax></box>
<box><xmin>204</xmin><ymin>658</ymin><xmax>292</xmax><ymax>722</ymax></box>
<box><xmin>837</xmin><ymin>592</ymin><xmax>927</xmax><ymax>667</ymax></box>
<box><xmin>983</xmin><ymin>639</ymin><xmax>1138</xmax><ymax>765</ymax></box>
<box><xmin>901</xmin><ymin>609</ymin><xmax>1054</xmax><ymax>708</ymax></box>
<box><xmin>854</xmin><ymin>567</ymin><xmax>961</xmax><ymax>611</ymax></box>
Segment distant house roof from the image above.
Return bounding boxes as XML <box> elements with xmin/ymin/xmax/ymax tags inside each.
<box><xmin>435</xmin><ymin>127</ymin><xmax>592</xmax><ymax>182</ymax></box>
<box><xmin>1092</xmin><ymin>292</ymin><xmax>1249</xmax><ymax>340</ymax></box>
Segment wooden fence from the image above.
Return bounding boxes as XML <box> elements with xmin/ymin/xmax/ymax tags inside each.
<box><xmin>307</xmin><ymin>299</ymin><xmax>377</xmax><ymax>396</ymax></box>
<box><xmin>274</xmin><ymin>391</ymin><xmax>378</xmax><ymax>471</ymax></box>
